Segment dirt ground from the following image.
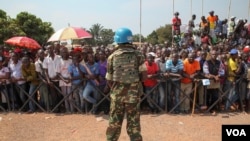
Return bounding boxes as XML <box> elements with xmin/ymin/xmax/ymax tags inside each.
<box><xmin>0</xmin><ymin>111</ymin><xmax>250</xmax><ymax>141</ymax></box>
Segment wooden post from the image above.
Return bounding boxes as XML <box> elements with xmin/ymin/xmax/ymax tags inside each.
<box><xmin>191</xmin><ymin>81</ymin><xmax>198</xmax><ymax>115</ymax></box>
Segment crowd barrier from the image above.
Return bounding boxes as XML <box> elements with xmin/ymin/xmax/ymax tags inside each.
<box><xmin>0</xmin><ymin>83</ymin><xmax>10</xmax><ymax>111</ymax></box>
<box><xmin>0</xmin><ymin>77</ymin><xmax>245</xmax><ymax>114</ymax></box>
<box><xmin>139</xmin><ymin>77</ymin><xmax>244</xmax><ymax>114</ymax></box>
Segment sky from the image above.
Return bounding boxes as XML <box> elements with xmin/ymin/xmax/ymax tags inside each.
<box><xmin>0</xmin><ymin>0</ymin><xmax>250</xmax><ymax>37</ymax></box>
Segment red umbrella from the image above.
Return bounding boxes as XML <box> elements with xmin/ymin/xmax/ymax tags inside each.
<box><xmin>5</xmin><ymin>36</ymin><xmax>41</xmax><ymax>50</ymax></box>
<box><xmin>47</xmin><ymin>27</ymin><xmax>92</xmax><ymax>42</ymax></box>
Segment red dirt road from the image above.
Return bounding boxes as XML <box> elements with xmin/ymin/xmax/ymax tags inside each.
<box><xmin>0</xmin><ymin>112</ymin><xmax>250</xmax><ymax>141</ymax></box>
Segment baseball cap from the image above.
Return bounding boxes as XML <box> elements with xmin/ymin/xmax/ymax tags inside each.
<box><xmin>73</xmin><ymin>47</ymin><xmax>82</xmax><ymax>53</ymax></box>
<box><xmin>243</xmin><ymin>46</ymin><xmax>250</xmax><ymax>53</ymax></box>
<box><xmin>148</xmin><ymin>52</ymin><xmax>156</xmax><ymax>57</ymax></box>
<box><xmin>229</xmin><ymin>49</ymin><xmax>238</xmax><ymax>54</ymax></box>
<box><xmin>230</xmin><ymin>16</ymin><xmax>236</xmax><ymax>19</ymax></box>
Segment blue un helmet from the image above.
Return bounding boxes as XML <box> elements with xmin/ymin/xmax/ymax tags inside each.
<box><xmin>114</xmin><ymin>27</ymin><xmax>133</xmax><ymax>44</ymax></box>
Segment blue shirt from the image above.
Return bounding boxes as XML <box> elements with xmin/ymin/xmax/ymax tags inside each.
<box><xmin>68</xmin><ymin>63</ymin><xmax>86</xmax><ymax>85</ymax></box>
<box><xmin>85</xmin><ymin>62</ymin><xmax>100</xmax><ymax>86</ymax></box>
<box><xmin>98</xmin><ymin>60</ymin><xmax>107</xmax><ymax>86</ymax></box>
<box><xmin>166</xmin><ymin>59</ymin><xmax>183</xmax><ymax>73</ymax></box>
<box><xmin>215</xmin><ymin>20</ymin><xmax>223</xmax><ymax>34</ymax></box>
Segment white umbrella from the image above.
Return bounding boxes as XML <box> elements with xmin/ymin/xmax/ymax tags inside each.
<box><xmin>47</xmin><ymin>27</ymin><xmax>92</xmax><ymax>42</ymax></box>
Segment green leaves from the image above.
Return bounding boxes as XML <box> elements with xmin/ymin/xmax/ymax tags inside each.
<box><xmin>0</xmin><ymin>10</ymin><xmax>54</xmax><ymax>46</ymax></box>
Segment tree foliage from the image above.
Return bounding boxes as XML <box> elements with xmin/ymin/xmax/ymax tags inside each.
<box><xmin>147</xmin><ymin>30</ymin><xmax>158</xmax><ymax>45</ymax></box>
<box><xmin>15</xmin><ymin>12</ymin><xmax>54</xmax><ymax>46</ymax></box>
<box><xmin>99</xmin><ymin>28</ymin><xmax>114</xmax><ymax>46</ymax></box>
<box><xmin>0</xmin><ymin>9</ymin><xmax>24</xmax><ymax>44</ymax></box>
<box><xmin>133</xmin><ymin>34</ymin><xmax>146</xmax><ymax>43</ymax></box>
<box><xmin>146</xmin><ymin>24</ymin><xmax>172</xmax><ymax>45</ymax></box>
<box><xmin>0</xmin><ymin>10</ymin><xmax>54</xmax><ymax>46</ymax></box>
<box><xmin>88</xmin><ymin>23</ymin><xmax>114</xmax><ymax>46</ymax></box>
<box><xmin>89</xmin><ymin>23</ymin><xmax>103</xmax><ymax>45</ymax></box>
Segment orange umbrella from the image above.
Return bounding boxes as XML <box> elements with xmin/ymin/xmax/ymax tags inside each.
<box><xmin>5</xmin><ymin>36</ymin><xmax>41</xmax><ymax>50</ymax></box>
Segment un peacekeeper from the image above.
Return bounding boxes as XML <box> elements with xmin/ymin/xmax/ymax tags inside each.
<box><xmin>105</xmin><ymin>27</ymin><xmax>147</xmax><ymax>141</ymax></box>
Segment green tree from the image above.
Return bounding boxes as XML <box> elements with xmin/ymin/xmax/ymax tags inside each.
<box><xmin>133</xmin><ymin>34</ymin><xmax>145</xmax><ymax>43</ymax></box>
<box><xmin>89</xmin><ymin>23</ymin><xmax>103</xmax><ymax>45</ymax></box>
<box><xmin>0</xmin><ymin>9</ymin><xmax>24</xmax><ymax>44</ymax></box>
<box><xmin>156</xmin><ymin>24</ymin><xmax>172</xmax><ymax>44</ymax></box>
<box><xmin>146</xmin><ymin>24</ymin><xmax>172</xmax><ymax>45</ymax></box>
<box><xmin>147</xmin><ymin>30</ymin><xmax>158</xmax><ymax>45</ymax></box>
<box><xmin>15</xmin><ymin>12</ymin><xmax>54</xmax><ymax>45</ymax></box>
<box><xmin>99</xmin><ymin>28</ymin><xmax>114</xmax><ymax>46</ymax></box>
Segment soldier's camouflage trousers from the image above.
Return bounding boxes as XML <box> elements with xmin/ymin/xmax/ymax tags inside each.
<box><xmin>106</xmin><ymin>101</ymin><xmax>142</xmax><ymax>141</ymax></box>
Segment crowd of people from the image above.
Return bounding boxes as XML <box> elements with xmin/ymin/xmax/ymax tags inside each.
<box><xmin>0</xmin><ymin>44</ymin><xmax>112</xmax><ymax>114</ymax></box>
<box><xmin>1</xmin><ymin>10</ymin><xmax>250</xmax><ymax>116</ymax></box>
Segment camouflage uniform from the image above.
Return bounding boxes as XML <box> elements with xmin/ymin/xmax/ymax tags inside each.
<box><xmin>106</xmin><ymin>44</ymin><xmax>146</xmax><ymax>141</ymax></box>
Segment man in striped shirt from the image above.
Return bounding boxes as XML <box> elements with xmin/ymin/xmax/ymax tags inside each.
<box><xmin>165</xmin><ymin>53</ymin><xmax>183</xmax><ymax>113</ymax></box>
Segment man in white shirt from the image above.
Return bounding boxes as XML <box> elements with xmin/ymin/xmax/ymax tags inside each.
<box><xmin>35</xmin><ymin>49</ymin><xmax>49</xmax><ymax>111</ymax></box>
<box><xmin>8</xmin><ymin>52</ymin><xmax>27</xmax><ymax>110</ymax></box>
<box><xmin>43</xmin><ymin>45</ymin><xmax>62</xmax><ymax>112</ymax></box>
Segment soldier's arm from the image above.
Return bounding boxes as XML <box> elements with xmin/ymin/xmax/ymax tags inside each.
<box><xmin>106</xmin><ymin>55</ymin><xmax>114</xmax><ymax>88</ymax></box>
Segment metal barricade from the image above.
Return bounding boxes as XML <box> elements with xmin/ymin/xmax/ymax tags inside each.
<box><xmin>206</xmin><ymin>78</ymin><xmax>243</xmax><ymax>113</ymax></box>
<box><xmin>14</xmin><ymin>82</ymin><xmax>46</xmax><ymax>112</ymax></box>
<box><xmin>89</xmin><ymin>84</ymin><xmax>110</xmax><ymax>113</ymax></box>
<box><xmin>0</xmin><ymin>83</ymin><xmax>11</xmax><ymax>112</ymax></box>
<box><xmin>50</xmin><ymin>80</ymin><xmax>84</xmax><ymax>113</ymax></box>
<box><xmin>93</xmin><ymin>81</ymin><xmax>166</xmax><ymax>114</ymax></box>
<box><xmin>138</xmin><ymin>78</ymin><xmax>200</xmax><ymax>114</ymax></box>
<box><xmin>168</xmin><ymin>79</ymin><xmax>201</xmax><ymax>114</ymax></box>
<box><xmin>12</xmin><ymin>80</ymin><xmax>86</xmax><ymax>114</ymax></box>
<box><xmin>140</xmin><ymin>83</ymin><xmax>165</xmax><ymax>113</ymax></box>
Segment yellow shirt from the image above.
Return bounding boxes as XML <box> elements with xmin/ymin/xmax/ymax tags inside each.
<box><xmin>21</xmin><ymin>63</ymin><xmax>39</xmax><ymax>85</ymax></box>
<box><xmin>207</xmin><ymin>16</ymin><xmax>217</xmax><ymax>29</ymax></box>
<box><xmin>227</xmin><ymin>58</ymin><xmax>237</xmax><ymax>82</ymax></box>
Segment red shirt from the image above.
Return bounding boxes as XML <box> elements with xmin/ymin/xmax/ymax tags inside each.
<box><xmin>172</xmin><ymin>17</ymin><xmax>181</xmax><ymax>30</ymax></box>
<box><xmin>3</xmin><ymin>51</ymin><xmax>10</xmax><ymax>58</ymax></box>
<box><xmin>143</xmin><ymin>61</ymin><xmax>159</xmax><ymax>87</ymax></box>
<box><xmin>201</xmin><ymin>36</ymin><xmax>209</xmax><ymax>44</ymax></box>
<box><xmin>247</xmin><ymin>56</ymin><xmax>250</xmax><ymax>64</ymax></box>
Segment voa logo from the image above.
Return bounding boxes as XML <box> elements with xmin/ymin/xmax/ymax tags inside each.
<box><xmin>226</xmin><ymin>129</ymin><xmax>246</xmax><ymax>136</ymax></box>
